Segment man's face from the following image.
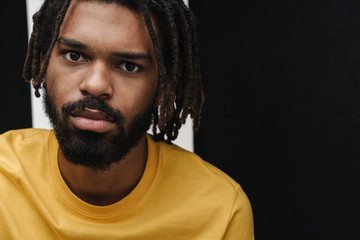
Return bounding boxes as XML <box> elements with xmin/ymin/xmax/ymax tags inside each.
<box><xmin>44</xmin><ymin>1</ymin><xmax>159</xmax><ymax>170</ymax></box>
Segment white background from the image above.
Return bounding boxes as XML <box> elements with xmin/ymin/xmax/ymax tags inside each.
<box><xmin>25</xmin><ymin>0</ymin><xmax>194</xmax><ymax>152</ymax></box>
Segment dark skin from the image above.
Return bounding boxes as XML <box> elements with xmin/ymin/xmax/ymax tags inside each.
<box><xmin>57</xmin><ymin>141</ymin><xmax>148</xmax><ymax>205</ymax></box>
<box><xmin>44</xmin><ymin>1</ymin><xmax>159</xmax><ymax>205</ymax></box>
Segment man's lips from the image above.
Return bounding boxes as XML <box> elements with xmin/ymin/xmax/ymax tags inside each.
<box><xmin>71</xmin><ymin>108</ymin><xmax>115</xmax><ymax>121</ymax></box>
<box><xmin>69</xmin><ymin>108</ymin><xmax>115</xmax><ymax>132</ymax></box>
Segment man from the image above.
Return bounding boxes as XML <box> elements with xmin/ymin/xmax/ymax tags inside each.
<box><xmin>0</xmin><ymin>0</ymin><xmax>254</xmax><ymax>239</ymax></box>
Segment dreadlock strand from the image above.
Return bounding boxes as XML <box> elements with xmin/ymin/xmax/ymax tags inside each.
<box><xmin>161</xmin><ymin>1</ymin><xmax>181</xmax><ymax>122</ymax></box>
<box><xmin>29</xmin><ymin>12</ymin><xmax>43</xmax><ymax>97</ymax></box>
<box><xmin>34</xmin><ymin>0</ymin><xmax>72</xmax><ymax>97</ymax></box>
<box><xmin>181</xmin><ymin>6</ymin><xmax>203</xmax><ymax>130</ymax></box>
<box><xmin>154</xmin><ymin>0</ymin><xmax>186</xmax><ymax>141</ymax></box>
<box><xmin>172</xmin><ymin>1</ymin><xmax>193</xmax><ymax>125</ymax></box>
<box><xmin>175</xmin><ymin>6</ymin><xmax>196</xmax><ymax>124</ymax></box>
<box><xmin>23</xmin><ymin>0</ymin><xmax>53</xmax><ymax>92</ymax></box>
<box><xmin>31</xmin><ymin>15</ymin><xmax>42</xmax><ymax>80</ymax></box>
<box><xmin>22</xmin><ymin>24</ymin><xmax>37</xmax><ymax>82</ymax></box>
<box><xmin>141</xmin><ymin>1</ymin><xmax>168</xmax><ymax>134</ymax></box>
<box><xmin>190</xmin><ymin>11</ymin><xmax>204</xmax><ymax>131</ymax></box>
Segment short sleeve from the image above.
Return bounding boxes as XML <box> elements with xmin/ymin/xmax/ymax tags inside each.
<box><xmin>223</xmin><ymin>185</ymin><xmax>255</xmax><ymax>240</ymax></box>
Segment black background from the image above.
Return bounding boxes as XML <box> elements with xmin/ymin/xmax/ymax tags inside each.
<box><xmin>0</xmin><ymin>1</ymin><xmax>32</xmax><ymax>133</ymax></box>
<box><xmin>192</xmin><ymin>0</ymin><xmax>360</xmax><ymax>239</ymax></box>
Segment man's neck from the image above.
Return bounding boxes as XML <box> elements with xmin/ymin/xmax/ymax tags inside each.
<box><xmin>57</xmin><ymin>136</ymin><xmax>148</xmax><ymax>206</ymax></box>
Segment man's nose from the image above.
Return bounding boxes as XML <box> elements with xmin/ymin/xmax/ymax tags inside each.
<box><xmin>79</xmin><ymin>61</ymin><xmax>114</xmax><ymax>99</ymax></box>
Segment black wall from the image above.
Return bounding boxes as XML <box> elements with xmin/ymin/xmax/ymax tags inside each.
<box><xmin>0</xmin><ymin>1</ymin><xmax>32</xmax><ymax>133</ymax></box>
<box><xmin>192</xmin><ymin>0</ymin><xmax>360</xmax><ymax>239</ymax></box>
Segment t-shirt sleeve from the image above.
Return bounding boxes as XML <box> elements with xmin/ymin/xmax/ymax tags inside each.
<box><xmin>223</xmin><ymin>185</ymin><xmax>255</xmax><ymax>240</ymax></box>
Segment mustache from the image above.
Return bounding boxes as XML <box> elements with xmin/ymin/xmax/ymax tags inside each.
<box><xmin>61</xmin><ymin>97</ymin><xmax>124</xmax><ymax>124</ymax></box>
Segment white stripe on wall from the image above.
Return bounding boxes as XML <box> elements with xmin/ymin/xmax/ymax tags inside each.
<box><xmin>26</xmin><ymin>0</ymin><xmax>194</xmax><ymax>152</ymax></box>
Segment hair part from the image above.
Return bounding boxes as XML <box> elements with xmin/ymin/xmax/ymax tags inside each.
<box><xmin>23</xmin><ymin>0</ymin><xmax>204</xmax><ymax>142</ymax></box>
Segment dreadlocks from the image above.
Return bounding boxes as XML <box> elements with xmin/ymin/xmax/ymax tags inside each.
<box><xmin>23</xmin><ymin>0</ymin><xmax>204</xmax><ymax>143</ymax></box>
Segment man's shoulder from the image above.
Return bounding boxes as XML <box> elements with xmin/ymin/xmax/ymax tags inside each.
<box><xmin>148</xmin><ymin>135</ymin><xmax>240</xmax><ymax>192</ymax></box>
<box><xmin>147</xmin><ymin>135</ymin><xmax>253</xmax><ymax>228</ymax></box>
<box><xmin>1</xmin><ymin>128</ymin><xmax>52</xmax><ymax>138</ymax></box>
<box><xmin>0</xmin><ymin>128</ymin><xmax>53</xmax><ymax>152</ymax></box>
<box><xmin>0</xmin><ymin>129</ymin><xmax>54</xmax><ymax>177</ymax></box>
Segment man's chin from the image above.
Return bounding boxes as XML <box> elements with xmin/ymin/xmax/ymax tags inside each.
<box><xmin>56</xmin><ymin>129</ymin><xmax>127</xmax><ymax>171</ymax></box>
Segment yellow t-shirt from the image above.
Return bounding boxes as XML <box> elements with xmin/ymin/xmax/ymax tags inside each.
<box><xmin>0</xmin><ymin>129</ymin><xmax>254</xmax><ymax>239</ymax></box>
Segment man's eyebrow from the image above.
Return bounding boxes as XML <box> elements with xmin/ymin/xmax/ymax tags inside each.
<box><xmin>58</xmin><ymin>37</ymin><xmax>152</xmax><ymax>61</ymax></box>
<box><xmin>58</xmin><ymin>37</ymin><xmax>88</xmax><ymax>50</ymax></box>
<box><xmin>111</xmin><ymin>52</ymin><xmax>153</xmax><ymax>62</ymax></box>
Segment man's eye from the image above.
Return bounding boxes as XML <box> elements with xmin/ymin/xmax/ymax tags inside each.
<box><xmin>119</xmin><ymin>62</ymin><xmax>140</xmax><ymax>73</ymax></box>
<box><xmin>64</xmin><ymin>52</ymin><xmax>85</xmax><ymax>62</ymax></box>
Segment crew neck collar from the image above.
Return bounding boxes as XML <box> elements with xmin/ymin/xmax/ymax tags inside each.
<box><xmin>48</xmin><ymin>131</ymin><xmax>159</xmax><ymax>219</ymax></box>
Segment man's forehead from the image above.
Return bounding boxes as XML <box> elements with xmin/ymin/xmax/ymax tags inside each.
<box><xmin>56</xmin><ymin>1</ymin><xmax>156</xmax><ymax>59</ymax></box>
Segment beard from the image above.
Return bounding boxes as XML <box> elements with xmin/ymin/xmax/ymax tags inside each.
<box><xmin>43</xmin><ymin>90</ymin><xmax>153</xmax><ymax>171</ymax></box>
